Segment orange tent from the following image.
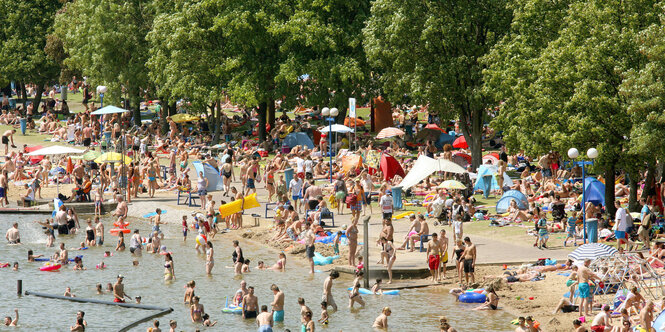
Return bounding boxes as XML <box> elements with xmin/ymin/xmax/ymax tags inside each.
<box><xmin>66</xmin><ymin>157</ymin><xmax>74</xmax><ymax>174</ymax></box>
<box><xmin>344</xmin><ymin>117</ymin><xmax>366</xmax><ymax>128</ymax></box>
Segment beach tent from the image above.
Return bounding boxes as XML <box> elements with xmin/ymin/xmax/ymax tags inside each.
<box><xmin>435</xmin><ymin>133</ymin><xmax>456</xmax><ymax>148</ymax></box>
<box><xmin>398</xmin><ymin>155</ymin><xmax>467</xmax><ymax>190</ymax></box>
<box><xmin>379</xmin><ymin>154</ymin><xmax>405</xmax><ymax>181</ymax></box>
<box><xmin>452</xmin><ymin>136</ymin><xmax>468</xmax><ymax>149</ymax></box>
<box><xmin>495</xmin><ymin>190</ymin><xmax>529</xmax><ymax>214</ymax></box>
<box><xmin>584</xmin><ymin>178</ymin><xmax>605</xmax><ymax>206</ymax></box>
<box><xmin>283</xmin><ymin>132</ymin><xmax>314</xmax><ymax>149</ymax></box>
<box><xmin>372</xmin><ymin>97</ymin><xmax>393</xmax><ymax>132</ymax></box>
<box><xmin>473</xmin><ymin>165</ymin><xmax>513</xmax><ymax>197</ymax></box>
<box><xmin>192</xmin><ymin>161</ymin><xmax>224</xmax><ymax>191</ymax></box>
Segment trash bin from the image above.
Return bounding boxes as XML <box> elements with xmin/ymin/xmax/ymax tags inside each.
<box><xmin>391</xmin><ymin>186</ymin><xmax>403</xmax><ymax>210</ymax></box>
<box><xmin>19</xmin><ymin>118</ymin><xmax>26</xmax><ymax>135</ymax></box>
<box><xmin>586</xmin><ymin>218</ymin><xmax>598</xmax><ymax>243</ymax></box>
<box><xmin>284</xmin><ymin>168</ymin><xmax>294</xmax><ymax>191</ymax></box>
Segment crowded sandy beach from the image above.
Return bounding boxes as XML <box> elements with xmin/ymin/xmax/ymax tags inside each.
<box><xmin>5</xmin><ymin>1</ymin><xmax>665</xmax><ymax>331</ymax></box>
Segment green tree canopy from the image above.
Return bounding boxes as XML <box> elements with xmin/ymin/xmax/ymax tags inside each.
<box><xmin>363</xmin><ymin>0</ymin><xmax>512</xmax><ymax>168</ymax></box>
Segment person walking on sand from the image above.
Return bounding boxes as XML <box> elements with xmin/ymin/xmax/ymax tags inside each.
<box><xmin>2</xmin><ymin>129</ymin><xmax>16</xmax><ymax>155</ymax></box>
<box><xmin>426</xmin><ymin>232</ymin><xmax>442</xmax><ymax>283</ymax></box>
<box><xmin>459</xmin><ymin>237</ymin><xmax>476</xmax><ymax>286</ymax></box>
<box><xmin>439</xmin><ymin>229</ymin><xmax>449</xmax><ymax>280</ymax></box>
<box><xmin>578</xmin><ymin>259</ymin><xmax>601</xmax><ymax>317</ymax></box>
<box><xmin>256</xmin><ymin>305</ymin><xmax>274</xmax><ymax>332</ymax></box>
<box><xmin>270</xmin><ymin>284</ymin><xmax>284</xmax><ymax>323</ymax></box>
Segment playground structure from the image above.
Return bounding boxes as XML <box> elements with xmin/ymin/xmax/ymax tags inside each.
<box><xmin>589</xmin><ymin>253</ymin><xmax>665</xmax><ymax>300</ymax></box>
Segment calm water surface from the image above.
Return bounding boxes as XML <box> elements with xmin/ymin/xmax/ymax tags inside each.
<box><xmin>0</xmin><ymin>214</ymin><xmax>515</xmax><ymax>331</ymax></box>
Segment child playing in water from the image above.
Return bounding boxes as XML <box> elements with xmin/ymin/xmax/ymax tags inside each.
<box><xmin>318</xmin><ymin>301</ymin><xmax>329</xmax><ymax>325</ymax></box>
<box><xmin>202</xmin><ymin>314</ymin><xmax>217</xmax><ymax>327</ymax></box>
<box><xmin>96</xmin><ymin>284</ymin><xmax>103</xmax><ymax>294</ymax></box>
<box><xmin>242</xmin><ymin>259</ymin><xmax>251</xmax><ymax>273</ymax></box>
<box><xmin>181</xmin><ymin>215</ymin><xmax>188</xmax><ymax>242</ymax></box>
<box><xmin>371</xmin><ymin>279</ymin><xmax>383</xmax><ymax>295</ymax></box>
<box><xmin>355</xmin><ymin>256</ymin><xmax>364</xmax><ymax>274</ymax></box>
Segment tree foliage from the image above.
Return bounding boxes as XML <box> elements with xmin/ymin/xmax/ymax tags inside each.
<box><xmin>364</xmin><ymin>0</ymin><xmax>512</xmax><ymax>168</ymax></box>
<box><xmin>55</xmin><ymin>0</ymin><xmax>154</xmax><ymax>124</ymax></box>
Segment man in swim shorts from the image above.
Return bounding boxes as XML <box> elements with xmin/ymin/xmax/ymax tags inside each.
<box><xmin>304</xmin><ymin>222</ymin><xmax>316</xmax><ymax>274</ymax></box>
<box><xmin>256</xmin><ymin>305</ymin><xmax>274</xmax><ymax>332</ymax></box>
<box><xmin>426</xmin><ymin>232</ymin><xmax>441</xmax><ymax>282</ymax></box>
<box><xmin>113</xmin><ymin>275</ymin><xmax>131</xmax><ymax>303</ymax></box>
<box><xmin>460</xmin><ymin>237</ymin><xmax>476</xmax><ymax>285</ymax></box>
<box><xmin>242</xmin><ymin>286</ymin><xmax>259</xmax><ymax>319</ymax></box>
<box><xmin>577</xmin><ymin>259</ymin><xmax>601</xmax><ymax>316</ymax></box>
<box><xmin>270</xmin><ymin>284</ymin><xmax>285</xmax><ymax>322</ymax></box>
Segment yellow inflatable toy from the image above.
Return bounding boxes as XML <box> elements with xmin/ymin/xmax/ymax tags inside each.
<box><xmin>218</xmin><ymin>193</ymin><xmax>260</xmax><ymax>218</ymax></box>
<box><xmin>422</xmin><ymin>193</ymin><xmax>437</xmax><ymax>206</ymax></box>
<box><xmin>393</xmin><ymin>211</ymin><xmax>415</xmax><ymax>220</ymax></box>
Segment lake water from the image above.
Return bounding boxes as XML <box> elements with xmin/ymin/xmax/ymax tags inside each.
<box><xmin>0</xmin><ymin>214</ymin><xmax>515</xmax><ymax>331</ymax></box>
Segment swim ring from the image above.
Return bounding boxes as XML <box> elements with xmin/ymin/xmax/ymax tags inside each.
<box><xmin>459</xmin><ymin>292</ymin><xmax>486</xmax><ymax>303</ymax></box>
<box><xmin>113</xmin><ymin>220</ymin><xmax>130</xmax><ymax>228</ymax></box>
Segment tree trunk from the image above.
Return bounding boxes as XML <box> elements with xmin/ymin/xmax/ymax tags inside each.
<box><xmin>160</xmin><ymin>99</ymin><xmax>169</xmax><ymax>135</ymax></box>
<box><xmin>460</xmin><ymin>109</ymin><xmax>483</xmax><ymax>169</ymax></box>
<box><xmin>370</xmin><ymin>98</ymin><xmax>375</xmax><ymax>132</ymax></box>
<box><xmin>258</xmin><ymin>101</ymin><xmax>267</xmax><ymax>141</ymax></box>
<box><xmin>132</xmin><ymin>89</ymin><xmax>141</xmax><ymax>127</ymax></box>
<box><xmin>268</xmin><ymin>99</ymin><xmax>275</xmax><ymax>129</ymax></box>
<box><xmin>211</xmin><ymin>100</ymin><xmax>221</xmax><ymax>145</ymax></box>
<box><xmin>641</xmin><ymin>162</ymin><xmax>655</xmax><ymax>201</ymax></box>
<box><xmin>628</xmin><ymin>168</ymin><xmax>640</xmax><ymax>212</ymax></box>
<box><xmin>33</xmin><ymin>84</ymin><xmax>45</xmax><ymax>114</ymax></box>
<box><xmin>20</xmin><ymin>82</ymin><xmax>27</xmax><ymax>111</ymax></box>
<box><xmin>605</xmin><ymin>165</ymin><xmax>616</xmax><ymax>217</ymax></box>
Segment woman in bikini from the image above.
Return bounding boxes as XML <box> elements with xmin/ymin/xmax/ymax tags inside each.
<box><xmin>270</xmin><ymin>252</ymin><xmax>286</xmax><ymax>272</ymax></box>
<box><xmin>265</xmin><ymin>165</ymin><xmax>276</xmax><ymax>203</ymax></box>
<box><xmin>164</xmin><ymin>253</ymin><xmax>175</xmax><ymax>282</ymax></box>
<box><xmin>115</xmin><ymin>232</ymin><xmax>126</xmax><ymax>252</ymax></box>
<box><xmin>453</xmin><ymin>239</ymin><xmax>465</xmax><ymax>286</ymax></box>
<box><xmin>147</xmin><ymin>164</ymin><xmax>158</xmax><ymax>198</ymax></box>
<box><xmin>190</xmin><ymin>296</ymin><xmax>204</xmax><ymax>323</ymax></box>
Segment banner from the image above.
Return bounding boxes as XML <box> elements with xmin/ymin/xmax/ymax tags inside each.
<box><xmin>349</xmin><ymin>98</ymin><xmax>356</xmax><ymax>118</ymax></box>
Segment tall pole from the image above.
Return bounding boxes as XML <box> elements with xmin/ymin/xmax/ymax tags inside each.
<box><xmin>582</xmin><ymin>161</ymin><xmax>587</xmax><ymax>244</ymax></box>
<box><xmin>363</xmin><ymin>216</ymin><xmax>370</xmax><ymax>288</ymax></box>
<box><xmin>329</xmin><ymin>117</ymin><xmax>333</xmax><ymax>183</ymax></box>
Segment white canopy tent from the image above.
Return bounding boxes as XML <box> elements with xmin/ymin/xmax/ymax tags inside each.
<box><xmin>91</xmin><ymin>105</ymin><xmax>129</xmax><ymax>115</ymax></box>
<box><xmin>398</xmin><ymin>155</ymin><xmax>467</xmax><ymax>190</ymax></box>
<box><xmin>25</xmin><ymin>145</ymin><xmax>86</xmax><ymax>156</ymax></box>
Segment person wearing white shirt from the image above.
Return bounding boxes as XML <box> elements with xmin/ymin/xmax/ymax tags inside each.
<box><xmin>289</xmin><ymin>177</ymin><xmax>304</xmax><ymax>213</ymax></box>
<box><xmin>380</xmin><ymin>190</ymin><xmax>393</xmax><ymax>219</ymax></box>
<box><xmin>295</xmin><ymin>157</ymin><xmax>305</xmax><ymax>178</ymax></box>
<box><xmin>362</xmin><ymin>173</ymin><xmax>373</xmax><ymax>215</ymax></box>
<box><xmin>304</xmin><ymin>157</ymin><xmax>313</xmax><ymax>179</ymax></box>
<box><xmin>614</xmin><ymin>200</ymin><xmax>628</xmax><ymax>251</ymax></box>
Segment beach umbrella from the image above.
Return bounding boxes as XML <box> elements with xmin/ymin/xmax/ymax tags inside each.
<box><xmin>438</xmin><ymin>180</ymin><xmax>466</xmax><ymax>190</ymax></box>
<box><xmin>568</xmin><ymin>243</ymin><xmax>618</xmax><ymax>261</ymax></box>
<box><xmin>170</xmin><ymin>113</ymin><xmax>200</xmax><ymax>123</ymax></box>
<box><xmin>25</xmin><ymin>145</ymin><xmax>85</xmax><ymax>156</ymax></box>
<box><xmin>95</xmin><ymin>152</ymin><xmax>132</xmax><ymax>165</ymax></box>
<box><xmin>91</xmin><ymin>105</ymin><xmax>129</xmax><ymax>115</ymax></box>
<box><xmin>376</xmin><ymin>127</ymin><xmax>405</xmax><ymax>139</ymax></box>
<box><xmin>81</xmin><ymin>150</ymin><xmax>101</xmax><ymax>161</ymax></box>
<box><xmin>318</xmin><ymin>124</ymin><xmax>354</xmax><ymax>134</ymax></box>
<box><xmin>49</xmin><ymin>167</ymin><xmax>66</xmax><ymax>176</ymax></box>
<box><xmin>452</xmin><ymin>136</ymin><xmax>468</xmax><ymax>149</ymax></box>
<box><xmin>424</xmin><ymin>123</ymin><xmax>445</xmax><ymax>132</ymax></box>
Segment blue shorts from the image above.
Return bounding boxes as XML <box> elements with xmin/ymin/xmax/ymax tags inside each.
<box><xmin>258</xmin><ymin>325</ymin><xmax>273</xmax><ymax>332</ymax></box>
<box><xmin>198</xmin><ymin>189</ymin><xmax>207</xmax><ymax>197</ymax></box>
<box><xmin>0</xmin><ymin>187</ymin><xmax>5</xmax><ymax>198</ymax></box>
<box><xmin>578</xmin><ymin>282</ymin><xmax>590</xmax><ymax>299</ymax></box>
<box><xmin>292</xmin><ymin>195</ymin><xmax>301</xmax><ymax>201</ymax></box>
<box><xmin>615</xmin><ymin>230</ymin><xmax>626</xmax><ymax>242</ymax></box>
<box><xmin>183</xmin><ymin>228</ymin><xmax>188</xmax><ymax>237</ymax></box>
<box><xmin>247</xmin><ymin>178</ymin><xmax>255</xmax><ymax>189</ymax></box>
<box><xmin>273</xmin><ymin>309</ymin><xmax>284</xmax><ymax>322</ymax></box>
<box><xmin>96</xmin><ymin>236</ymin><xmax>103</xmax><ymax>245</ymax></box>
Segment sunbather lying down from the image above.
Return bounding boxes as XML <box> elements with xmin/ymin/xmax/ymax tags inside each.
<box><xmin>482</xmin><ymin>270</ymin><xmax>542</xmax><ymax>283</ymax></box>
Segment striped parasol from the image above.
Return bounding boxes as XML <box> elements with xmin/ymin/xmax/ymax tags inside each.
<box><xmin>568</xmin><ymin>243</ymin><xmax>618</xmax><ymax>261</ymax></box>
<box><xmin>376</xmin><ymin>127</ymin><xmax>405</xmax><ymax>139</ymax></box>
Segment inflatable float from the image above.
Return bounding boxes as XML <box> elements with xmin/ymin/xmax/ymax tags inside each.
<box><xmin>143</xmin><ymin>210</ymin><xmax>167</xmax><ymax>218</ymax></box>
<box><xmin>221</xmin><ymin>297</ymin><xmax>242</xmax><ymax>314</ymax></box>
<box><xmin>34</xmin><ymin>258</ymin><xmax>50</xmax><ymax>262</ymax></box>
<box><xmin>109</xmin><ymin>228</ymin><xmax>131</xmax><ymax>235</ymax></box>
<box><xmin>0</xmin><ymin>263</ymin><xmax>9</xmax><ymax>268</ymax></box>
<box><xmin>218</xmin><ymin>193</ymin><xmax>260</xmax><ymax>218</ymax></box>
<box><xmin>392</xmin><ymin>211</ymin><xmax>415</xmax><ymax>220</ymax></box>
<box><xmin>39</xmin><ymin>263</ymin><xmax>61</xmax><ymax>271</ymax></box>
<box><xmin>313</xmin><ymin>252</ymin><xmax>340</xmax><ymax>266</ymax></box>
<box><xmin>196</xmin><ymin>234</ymin><xmax>207</xmax><ymax>246</ymax></box>
<box><xmin>113</xmin><ymin>220</ymin><xmax>130</xmax><ymax>228</ymax></box>
<box><xmin>651</xmin><ymin>307</ymin><xmax>665</xmax><ymax>332</ymax></box>
<box><xmin>347</xmin><ymin>288</ymin><xmax>399</xmax><ymax>295</ymax></box>
<box><xmin>459</xmin><ymin>292</ymin><xmax>486</xmax><ymax>303</ymax></box>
